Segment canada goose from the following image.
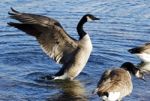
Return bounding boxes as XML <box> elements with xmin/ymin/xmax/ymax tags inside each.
<box><xmin>128</xmin><ymin>43</ymin><xmax>150</xmax><ymax>73</ymax></box>
<box><xmin>137</xmin><ymin>62</ymin><xmax>150</xmax><ymax>73</ymax></box>
<box><xmin>93</xmin><ymin>62</ymin><xmax>144</xmax><ymax>101</ymax></box>
<box><xmin>7</xmin><ymin>8</ymin><xmax>99</xmax><ymax>80</ymax></box>
<box><xmin>128</xmin><ymin>43</ymin><xmax>150</xmax><ymax>63</ymax></box>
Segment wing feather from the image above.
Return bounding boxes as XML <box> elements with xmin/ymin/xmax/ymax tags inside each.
<box><xmin>8</xmin><ymin>8</ymin><xmax>78</xmax><ymax>64</ymax></box>
<box><xmin>97</xmin><ymin>69</ymin><xmax>125</xmax><ymax>93</ymax></box>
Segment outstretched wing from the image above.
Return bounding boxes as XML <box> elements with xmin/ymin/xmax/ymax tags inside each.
<box><xmin>8</xmin><ymin>8</ymin><xmax>78</xmax><ymax>64</ymax></box>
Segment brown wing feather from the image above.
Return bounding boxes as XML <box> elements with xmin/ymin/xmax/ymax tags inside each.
<box><xmin>8</xmin><ymin>8</ymin><xmax>61</xmax><ymax>27</ymax></box>
<box><xmin>97</xmin><ymin>69</ymin><xmax>131</xmax><ymax>95</ymax></box>
<box><xmin>8</xmin><ymin>8</ymin><xmax>78</xmax><ymax>64</ymax></box>
<box><xmin>36</xmin><ymin>25</ymin><xmax>78</xmax><ymax>64</ymax></box>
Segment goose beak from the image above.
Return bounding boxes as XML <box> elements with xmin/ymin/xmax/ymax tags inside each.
<box><xmin>94</xmin><ymin>17</ymin><xmax>100</xmax><ymax>20</ymax></box>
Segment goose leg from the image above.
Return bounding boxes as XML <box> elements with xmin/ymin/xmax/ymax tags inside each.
<box><xmin>40</xmin><ymin>74</ymin><xmax>55</xmax><ymax>80</ymax></box>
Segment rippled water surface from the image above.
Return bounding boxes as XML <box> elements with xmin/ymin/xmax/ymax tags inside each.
<box><xmin>0</xmin><ymin>0</ymin><xmax>150</xmax><ymax>101</ymax></box>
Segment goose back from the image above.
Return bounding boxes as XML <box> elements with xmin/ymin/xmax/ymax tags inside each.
<box><xmin>96</xmin><ymin>68</ymin><xmax>133</xmax><ymax>101</ymax></box>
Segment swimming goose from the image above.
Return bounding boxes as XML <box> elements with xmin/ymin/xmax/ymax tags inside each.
<box><xmin>137</xmin><ymin>62</ymin><xmax>150</xmax><ymax>73</ymax></box>
<box><xmin>128</xmin><ymin>43</ymin><xmax>150</xmax><ymax>73</ymax></box>
<box><xmin>128</xmin><ymin>43</ymin><xmax>150</xmax><ymax>63</ymax></box>
<box><xmin>94</xmin><ymin>62</ymin><xmax>144</xmax><ymax>101</ymax></box>
<box><xmin>7</xmin><ymin>8</ymin><xmax>99</xmax><ymax>80</ymax></box>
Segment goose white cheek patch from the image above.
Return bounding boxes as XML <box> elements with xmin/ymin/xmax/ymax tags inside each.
<box><xmin>102</xmin><ymin>92</ymin><xmax>120</xmax><ymax>101</ymax></box>
<box><xmin>136</xmin><ymin>53</ymin><xmax>150</xmax><ymax>62</ymax></box>
<box><xmin>86</xmin><ymin>16</ymin><xmax>93</xmax><ymax>21</ymax></box>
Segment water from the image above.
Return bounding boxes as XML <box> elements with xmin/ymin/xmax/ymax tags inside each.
<box><xmin>0</xmin><ymin>0</ymin><xmax>150</xmax><ymax>101</ymax></box>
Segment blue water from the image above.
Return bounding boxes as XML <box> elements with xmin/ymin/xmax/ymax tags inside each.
<box><xmin>0</xmin><ymin>0</ymin><xmax>150</xmax><ymax>101</ymax></box>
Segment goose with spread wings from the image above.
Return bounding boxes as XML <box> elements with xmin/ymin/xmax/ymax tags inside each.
<box><xmin>8</xmin><ymin>8</ymin><xmax>99</xmax><ymax>80</ymax></box>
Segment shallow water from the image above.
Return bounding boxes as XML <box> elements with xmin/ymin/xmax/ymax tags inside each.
<box><xmin>0</xmin><ymin>0</ymin><xmax>150</xmax><ymax>101</ymax></box>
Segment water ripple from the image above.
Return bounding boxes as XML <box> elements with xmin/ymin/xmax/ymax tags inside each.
<box><xmin>0</xmin><ymin>0</ymin><xmax>150</xmax><ymax>101</ymax></box>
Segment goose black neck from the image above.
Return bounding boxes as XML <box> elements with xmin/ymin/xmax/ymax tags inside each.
<box><xmin>77</xmin><ymin>17</ymin><xmax>87</xmax><ymax>40</ymax></box>
<box><xmin>120</xmin><ymin>62</ymin><xmax>138</xmax><ymax>75</ymax></box>
<box><xmin>124</xmin><ymin>66</ymin><xmax>137</xmax><ymax>75</ymax></box>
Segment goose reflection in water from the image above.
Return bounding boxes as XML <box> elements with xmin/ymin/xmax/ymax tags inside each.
<box><xmin>46</xmin><ymin>80</ymin><xmax>88</xmax><ymax>101</ymax></box>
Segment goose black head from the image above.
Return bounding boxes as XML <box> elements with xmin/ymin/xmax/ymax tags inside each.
<box><xmin>83</xmin><ymin>14</ymin><xmax>100</xmax><ymax>22</ymax></box>
<box><xmin>128</xmin><ymin>47</ymin><xmax>143</xmax><ymax>54</ymax></box>
<box><xmin>79</xmin><ymin>14</ymin><xmax>99</xmax><ymax>24</ymax></box>
<box><xmin>120</xmin><ymin>62</ymin><xmax>145</xmax><ymax>80</ymax></box>
<box><xmin>128</xmin><ymin>43</ymin><xmax>150</xmax><ymax>54</ymax></box>
<box><xmin>77</xmin><ymin>14</ymin><xmax>99</xmax><ymax>39</ymax></box>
